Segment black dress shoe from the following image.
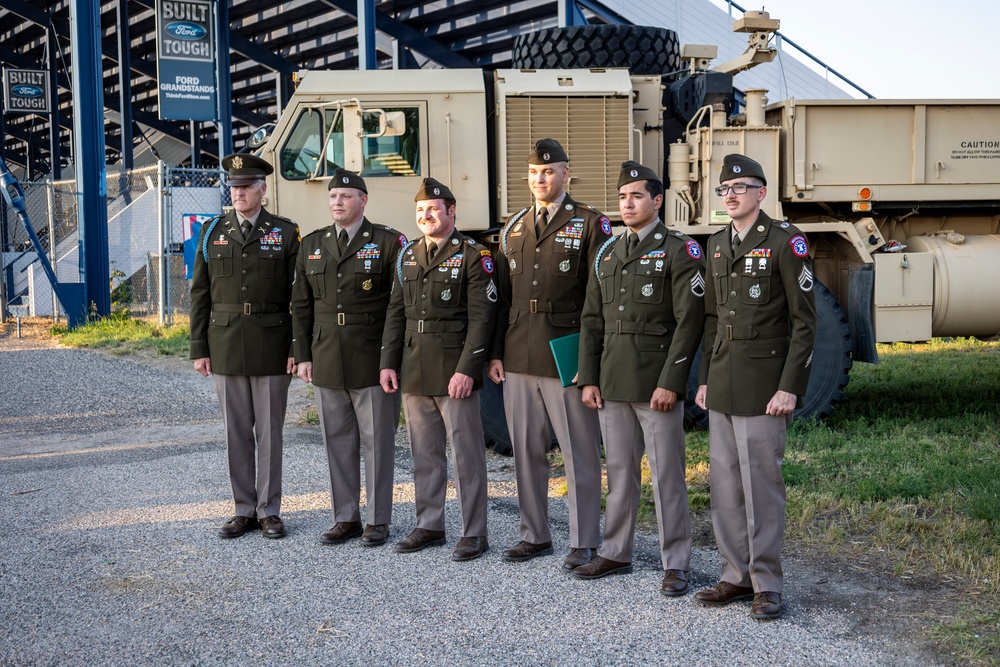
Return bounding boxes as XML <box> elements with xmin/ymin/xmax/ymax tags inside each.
<box><xmin>750</xmin><ymin>592</ymin><xmax>782</xmax><ymax>620</ymax></box>
<box><xmin>571</xmin><ymin>556</ymin><xmax>633</xmax><ymax>580</ymax></box>
<box><xmin>452</xmin><ymin>536</ymin><xmax>489</xmax><ymax>562</ymax></box>
<box><xmin>501</xmin><ymin>540</ymin><xmax>554</xmax><ymax>562</ymax></box>
<box><xmin>660</xmin><ymin>569</ymin><xmax>689</xmax><ymax>597</ymax></box>
<box><xmin>360</xmin><ymin>524</ymin><xmax>389</xmax><ymax>547</ymax></box>
<box><xmin>561</xmin><ymin>547</ymin><xmax>593</xmax><ymax>572</ymax></box>
<box><xmin>393</xmin><ymin>528</ymin><xmax>446</xmax><ymax>553</ymax></box>
<box><xmin>218</xmin><ymin>515</ymin><xmax>259</xmax><ymax>539</ymax></box>
<box><xmin>260</xmin><ymin>515</ymin><xmax>286</xmax><ymax>539</ymax></box>
<box><xmin>320</xmin><ymin>521</ymin><xmax>363</xmax><ymax>545</ymax></box>
<box><xmin>693</xmin><ymin>581</ymin><xmax>755</xmax><ymax>606</ymax></box>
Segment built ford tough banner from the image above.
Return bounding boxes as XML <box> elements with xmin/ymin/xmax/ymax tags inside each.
<box><xmin>3</xmin><ymin>68</ymin><xmax>51</xmax><ymax>114</ymax></box>
<box><xmin>156</xmin><ymin>0</ymin><xmax>217</xmax><ymax>121</ymax></box>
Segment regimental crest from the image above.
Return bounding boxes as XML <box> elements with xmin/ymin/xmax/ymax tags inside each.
<box><xmin>630</xmin><ymin>169</ymin><xmax>638</xmax><ymax>177</ymax></box>
<box><xmin>433</xmin><ymin>187</ymin><xmax>441</xmax><ymax>196</ymax></box>
<box><xmin>732</xmin><ymin>164</ymin><xmax>741</xmax><ymax>173</ymax></box>
<box><xmin>543</xmin><ymin>152</ymin><xmax>551</xmax><ymax>161</ymax></box>
<box><xmin>690</xmin><ymin>272</ymin><xmax>706</xmax><ymax>297</ymax></box>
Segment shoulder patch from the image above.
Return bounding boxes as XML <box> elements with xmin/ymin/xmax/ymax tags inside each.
<box><xmin>789</xmin><ymin>234</ymin><xmax>809</xmax><ymax>257</ymax></box>
<box><xmin>397</xmin><ymin>234</ymin><xmax>408</xmax><ymax>246</ymax></box>
<box><xmin>599</xmin><ymin>216</ymin><xmax>612</xmax><ymax>236</ymax></box>
<box><xmin>480</xmin><ymin>256</ymin><xmax>494</xmax><ymax>274</ymax></box>
<box><xmin>685</xmin><ymin>239</ymin><xmax>703</xmax><ymax>260</ymax></box>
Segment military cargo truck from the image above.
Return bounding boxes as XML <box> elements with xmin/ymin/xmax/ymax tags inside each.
<box><xmin>254</xmin><ymin>12</ymin><xmax>1000</xmax><ymax>438</ymax></box>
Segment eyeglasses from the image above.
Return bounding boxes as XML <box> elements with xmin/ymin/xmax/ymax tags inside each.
<box><xmin>715</xmin><ymin>184</ymin><xmax>763</xmax><ymax>196</ymax></box>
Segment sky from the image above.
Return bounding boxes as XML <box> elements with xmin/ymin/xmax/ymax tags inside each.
<box><xmin>708</xmin><ymin>0</ymin><xmax>1000</xmax><ymax>99</ymax></box>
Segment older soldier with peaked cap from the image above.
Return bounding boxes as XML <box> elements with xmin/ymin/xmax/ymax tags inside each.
<box><xmin>190</xmin><ymin>153</ymin><xmax>300</xmax><ymax>540</ymax></box>
<box><xmin>489</xmin><ymin>138</ymin><xmax>612</xmax><ymax>571</ymax></box>
<box><xmin>291</xmin><ymin>167</ymin><xmax>406</xmax><ymax>547</ymax></box>
<box><xmin>379</xmin><ymin>177</ymin><xmax>497</xmax><ymax>562</ymax></box>
<box><xmin>575</xmin><ymin>161</ymin><xmax>705</xmax><ymax>591</ymax></box>
<box><xmin>693</xmin><ymin>153</ymin><xmax>816</xmax><ymax>619</ymax></box>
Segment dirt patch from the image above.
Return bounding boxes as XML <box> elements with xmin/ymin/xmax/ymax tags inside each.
<box><xmin>0</xmin><ymin>315</ymin><xmax>61</xmax><ymax>349</ymax></box>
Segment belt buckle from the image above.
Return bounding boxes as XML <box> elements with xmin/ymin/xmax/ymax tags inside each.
<box><xmin>726</xmin><ymin>324</ymin><xmax>733</xmax><ymax>340</ymax></box>
<box><xmin>417</xmin><ymin>319</ymin><xmax>424</xmax><ymax>333</ymax></box>
<box><xmin>243</xmin><ymin>303</ymin><xmax>252</xmax><ymax>316</ymax></box>
<box><xmin>338</xmin><ymin>313</ymin><xmax>345</xmax><ymax>326</ymax></box>
<box><xmin>529</xmin><ymin>299</ymin><xmax>538</xmax><ymax>313</ymax></box>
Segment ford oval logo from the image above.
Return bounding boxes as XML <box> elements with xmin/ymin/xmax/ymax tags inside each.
<box><xmin>165</xmin><ymin>21</ymin><xmax>207</xmax><ymax>40</ymax></box>
<box><xmin>12</xmin><ymin>85</ymin><xmax>44</xmax><ymax>98</ymax></box>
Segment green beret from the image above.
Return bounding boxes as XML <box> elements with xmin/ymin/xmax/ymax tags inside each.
<box><xmin>720</xmin><ymin>153</ymin><xmax>766</xmax><ymax>186</ymax></box>
<box><xmin>414</xmin><ymin>177</ymin><xmax>454</xmax><ymax>202</ymax></box>
<box><xmin>617</xmin><ymin>160</ymin><xmax>660</xmax><ymax>189</ymax></box>
<box><xmin>526</xmin><ymin>138</ymin><xmax>568</xmax><ymax>165</ymax></box>
<box><xmin>327</xmin><ymin>167</ymin><xmax>367</xmax><ymax>194</ymax></box>
<box><xmin>221</xmin><ymin>153</ymin><xmax>273</xmax><ymax>186</ymax></box>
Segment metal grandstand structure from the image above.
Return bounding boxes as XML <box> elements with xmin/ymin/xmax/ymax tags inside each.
<box><xmin>0</xmin><ymin>0</ymin><xmax>631</xmax><ymax>180</ymax></box>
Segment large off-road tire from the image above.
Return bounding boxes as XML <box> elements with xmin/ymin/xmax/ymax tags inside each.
<box><xmin>511</xmin><ymin>25</ymin><xmax>681</xmax><ymax>75</ymax></box>
<box><xmin>796</xmin><ymin>280</ymin><xmax>853</xmax><ymax>420</ymax></box>
<box><xmin>480</xmin><ymin>369</ymin><xmax>513</xmax><ymax>456</ymax></box>
<box><xmin>684</xmin><ymin>280</ymin><xmax>853</xmax><ymax>426</ymax></box>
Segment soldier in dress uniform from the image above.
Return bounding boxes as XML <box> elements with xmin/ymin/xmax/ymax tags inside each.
<box><xmin>693</xmin><ymin>153</ymin><xmax>817</xmax><ymax>619</ymax></box>
<box><xmin>291</xmin><ymin>168</ymin><xmax>406</xmax><ymax>548</ymax></box>
<box><xmin>190</xmin><ymin>153</ymin><xmax>300</xmax><ymax>540</ymax></box>
<box><xmin>488</xmin><ymin>138</ymin><xmax>612</xmax><ymax>572</ymax></box>
<box><xmin>575</xmin><ymin>161</ymin><xmax>705</xmax><ymax>593</ymax></box>
<box><xmin>379</xmin><ymin>177</ymin><xmax>497</xmax><ymax>562</ymax></box>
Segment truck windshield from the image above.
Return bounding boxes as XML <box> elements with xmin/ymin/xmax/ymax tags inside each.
<box><xmin>279</xmin><ymin>105</ymin><xmax>421</xmax><ymax>180</ymax></box>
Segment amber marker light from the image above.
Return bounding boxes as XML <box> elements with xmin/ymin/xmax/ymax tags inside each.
<box><xmin>858</xmin><ymin>187</ymin><xmax>872</xmax><ymax>200</ymax></box>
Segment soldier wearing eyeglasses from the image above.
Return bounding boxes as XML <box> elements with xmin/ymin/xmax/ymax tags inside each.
<box><xmin>693</xmin><ymin>154</ymin><xmax>816</xmax><ymax>620</ymax></box>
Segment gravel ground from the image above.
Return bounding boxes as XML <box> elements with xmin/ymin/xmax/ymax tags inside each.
<box><xmin>0</xmin><ymin>331</ymin><xmax>939</xmax><ymax>666</ymax></box>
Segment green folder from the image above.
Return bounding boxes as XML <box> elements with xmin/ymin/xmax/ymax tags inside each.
<box><xmin>549</xmin><ymin>332</ymin><xmax>581</xmax><ymax>387</ymax></box>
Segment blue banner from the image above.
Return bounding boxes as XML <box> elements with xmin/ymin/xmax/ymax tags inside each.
<box><xmin>156</xmin><ymin>0</ymin><xmax>217</xmax><ymax>121</ymax></box>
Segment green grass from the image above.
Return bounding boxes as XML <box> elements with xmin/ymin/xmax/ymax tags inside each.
<box><xmin>650</xmin><ymin>337</ymin><xmax>1000</xmax><ymax>665</ymax></box>
<box><xmin>52</xmin><ymin>313</ymin><xmax>190</xmax><ymax>357</ymax></box>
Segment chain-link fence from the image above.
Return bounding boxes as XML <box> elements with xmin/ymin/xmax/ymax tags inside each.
<box><xmin>1</xmin><ymin>162</ymin><xmax>227</xmax><ymax>324</ymax></box>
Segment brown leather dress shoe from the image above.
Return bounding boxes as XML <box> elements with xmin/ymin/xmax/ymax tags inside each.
<box><xmin>452</xmin><ymin>536</ymin><xmax>489</xmax><ymax>562</ymax></box>
<box><xmin>501</xmin><ymin>540</ymin><xmax>554</xmax><ymax>562</ymax></box>
<box><xmin>750</xmin><ymin>591</ymin><xmax>782</xmax><ymax>620</ymax></box>
<box><xmin>571</xmin><ymin>556</ymin><xmax>633</xmax><ymax>580</ymax></box>
<box><xmin>218</xmin><ymin>515</ymin><xmax>259</xmax><ymax>539</ymax></box>
<box><xmin>561</xmin><ymin>547</ymin><xmax>594</xmax><ymax>572</ymax></box>
<box><xmin>660</xmin><ymin>569</ymin><xmax>689</xmax><ymax>597</ymax></box>
<box><xmin>360</xmin><ymin>524</ymin><xmax>389</xmax><ymax>547</ymax></box>
<box><xmin>320</xmin><ymin>521</ymin><xmax>363</xmax><ymax>545</ymax></box>
<box><xmin>393</xmin><ymin>528</ymin><xmax>446</xmax><ymax>553</ymax></box>
<box><xmin>693</xmin><ymin>581</ymin><xmax>754</xmax><ymax>606</ymax></box>
<box><xmin>259</xmin><ymin>515</ymin><xmax>286</xmax><ymax>539</ymax></box>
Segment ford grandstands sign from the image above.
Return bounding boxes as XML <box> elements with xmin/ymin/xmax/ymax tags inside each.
<box><xmin>3</xmin><ymin>68</ymin><xmax>51</xmax><ymax>114</ymax></box>
<box><xmin>156</xmin><ymin>0</ymin><xmax>217</xmax><ymax>120</ymax></box>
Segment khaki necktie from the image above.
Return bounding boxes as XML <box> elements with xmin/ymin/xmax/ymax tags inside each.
<box><xmin>535</xmin><ymin>207</ymin><xmax>548</xmax><ymax>236</ymax></box>
<box><xmin>338</xmin><ymin>228</ymin><xmax>349</xmax><ymax>255</ymax></box>
<box><xmin>627</xmin><ymin>232</ymin><xmax>639</xmax><ymax>255</ymax></box>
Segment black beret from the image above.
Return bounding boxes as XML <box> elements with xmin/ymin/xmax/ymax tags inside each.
<box><xmin>221</xmin><ymin>153</ymin><xmax>273</xmax><ymax>186</ymax></box>
<box><xmin>526</xmin><ymin>138</ymin><xmax>569</xmax><ymax>165</ymax></box>
<box><xmin>720</xmin><ymin>153</ymin><xmax>766</xmax><ymax>186</ymax></box>
<box><xmin>414</xmin><ymin>177</ymin><xmax>454</xmax><ymax>202</ymax></box>
<box><xmin>617</xmin><ymin>160</ymin><xmax>660</xmax><ymax>189</ymax></box>
<box><xmin>327</xmin><ymin>167</ymin><xmax>367</xmax><ymax>194</ymax></box>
